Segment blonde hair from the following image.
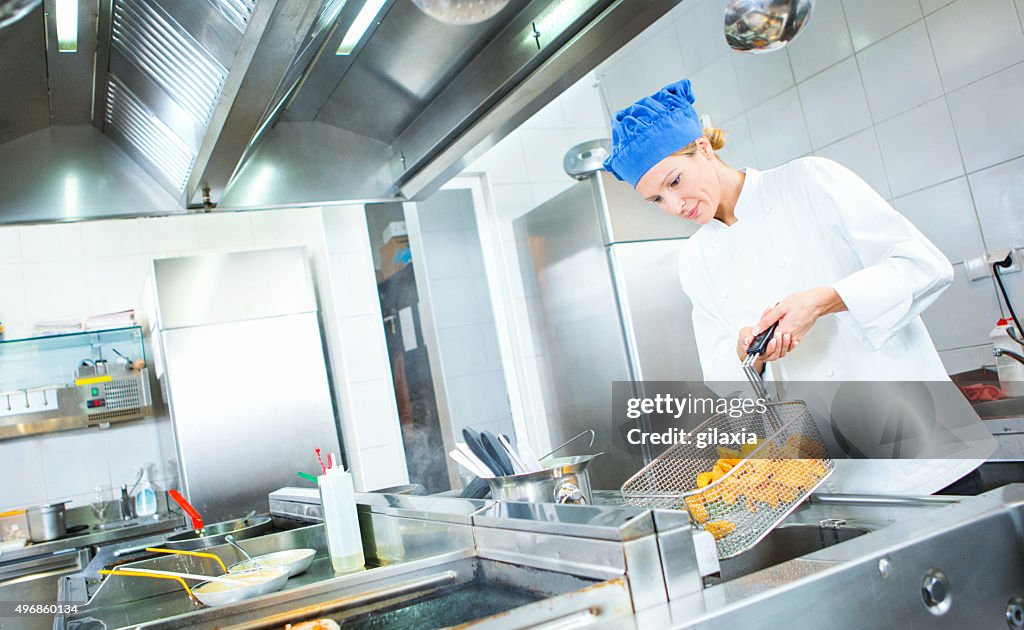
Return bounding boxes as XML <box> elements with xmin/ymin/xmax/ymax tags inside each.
<box><xmin>672</xmin><ymin>127</ymin><xmax>727</xmax><ymax>156</ymax></box>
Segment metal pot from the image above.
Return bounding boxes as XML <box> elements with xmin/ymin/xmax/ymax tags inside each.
<box><xmin>485</xmin><ymin>455</ymin><xmax>601</xmax><ymax>505</ymax></box>
<box><xmin>26</xmin><ymin>502</ymin><xmax>67</xmax><ymax>542</ymax></box>
<box><xmin>162</xmin><ymin>516</ymin><xmax>272</xmax><ymax>550</ymax></box>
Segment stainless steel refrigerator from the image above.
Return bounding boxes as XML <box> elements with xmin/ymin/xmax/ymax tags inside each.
<box><xmin>149</xmin><ymin>247</ymin><xmax>341</xmax><ymax>522</ymax></box>
<box><xmin>514</xmin><ymin>171</ymin><xmax>703</xmax><ymax>490</ymax></box>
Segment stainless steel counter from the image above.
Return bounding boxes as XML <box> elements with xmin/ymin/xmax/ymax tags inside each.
<box><xmin>0</xmin><ymin>513</ymin><xmax>182</xmax><ymax>566</ymax></box>
<box><xmin>56</xmin><ymin>486</ymin><xmax>1024</xmax><ymax>629</ymax></box>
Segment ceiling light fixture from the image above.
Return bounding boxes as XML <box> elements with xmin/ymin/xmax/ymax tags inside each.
<box><xmin>336</xmin><ymin>0</ymin><xmax>386</xmax><ymax>55</ymax></box>
<box><xmin>55</xmin><ymin>0</ymin><xmax>77</xmax><ymax>52</ymax></box>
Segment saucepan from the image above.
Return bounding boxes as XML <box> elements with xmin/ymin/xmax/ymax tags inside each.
<box><xmin>485</xmin><ymin>454</ymin><xmax>602</xmax><ymax>505</ymax></box>
<box><xmin>162</xmin><ymin>516</ymin><xmax>273</xmax><ymax>550</ymax></box>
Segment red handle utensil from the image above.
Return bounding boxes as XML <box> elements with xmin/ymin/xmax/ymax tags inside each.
<box><xmin>168</xmin><ymin>489</ymin><xmax>204</xmax><ymax>532</ymax></box>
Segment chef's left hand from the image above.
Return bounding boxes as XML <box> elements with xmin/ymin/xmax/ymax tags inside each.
<box><xmin>745</xmin><ymin>287</ymin><xmax>847</xmax><ymax>350</ymax></box>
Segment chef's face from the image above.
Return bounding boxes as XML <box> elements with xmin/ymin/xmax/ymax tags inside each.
<box><xmin>635</xmin><ymin>139</ymin><xmax>718</xmax><ymax>224</ymax></box>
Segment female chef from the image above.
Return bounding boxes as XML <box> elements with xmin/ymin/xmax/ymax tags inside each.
<box><xmin>602</xmin><ymin>79</ymin><xmax>987</xmax><ymax>495</ymax></box>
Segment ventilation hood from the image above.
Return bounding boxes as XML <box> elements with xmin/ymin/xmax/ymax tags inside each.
<box><xmin>0</xmin><ymin>0</ymin><xmax>683</xmax><ymax>224</ymax></box>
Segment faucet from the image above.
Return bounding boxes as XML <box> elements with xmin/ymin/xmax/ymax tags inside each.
<box><xmin>120</xmin><ymin>484</ymin><xmax>133</xmax><ymax>521</ymax></box>
<box><xmin>994</xmin><ymin>348</ymin><xmax>1024</xmax><ymax>367</ymax></box>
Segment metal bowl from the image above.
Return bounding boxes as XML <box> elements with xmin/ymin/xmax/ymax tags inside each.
<box><xmin>486</xmin><ymin>454</ymin><xmax>602</xmax><ymax>505</ymax></box>
<box><xmin>724</xmin><ymin>0</ymin><xmax>814</xmax><ymax>54</ymax></box>
<box><xmin>227</xmin><ymin>548</ymin><xmax>316</xmax><ymax>577</ymax></box>
<box><xmin>163</xmin><ymin>516</ymin><xmax>272</xmax><ymax>550</ymax></box>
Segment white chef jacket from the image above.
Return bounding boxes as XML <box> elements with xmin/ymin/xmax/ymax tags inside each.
<box><xmin>677</xmin><ymin>156</ymin><xmax>989</xmax><ymax>495</ymax></box>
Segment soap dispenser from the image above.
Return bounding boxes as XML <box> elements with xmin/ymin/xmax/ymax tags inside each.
<box><xmin>133</xmin><ymin>465</ymin><xmax>158</xmax><ymax>518</ymax></box>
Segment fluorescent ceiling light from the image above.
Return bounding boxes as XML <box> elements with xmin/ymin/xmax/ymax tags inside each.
<box><xmin>336</xmin><ymin>0</ymin><xmax>386</xmax><ymax>55</ymax></box>
<box><xmin>56</xmin><ymin>0</ymin><xmax>78</xmax><ymax>52</ymax></box>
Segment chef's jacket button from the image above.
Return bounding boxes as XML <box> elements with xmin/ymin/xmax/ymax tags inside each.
<box><xmin>826</xmin><ymin>369</ymin><xmax>834</xmax><ymax>377</ymax></box>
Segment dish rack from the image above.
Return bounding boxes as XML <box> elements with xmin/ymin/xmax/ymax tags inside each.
<box><xmin>620</xmin><ymin>401</ymin><xmax>834</xmax><ymax>559</ymax></box>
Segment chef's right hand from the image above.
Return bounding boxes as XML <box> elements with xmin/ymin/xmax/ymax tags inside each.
<box><xmin>737</xmin><ymin>317</ymin><xmax>796</xmax><ymax>366</ymax></box>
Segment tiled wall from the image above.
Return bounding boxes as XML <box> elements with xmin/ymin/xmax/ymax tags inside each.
<box><xmin>412</xmin><ymin>189</ymin><xmax>514</xmax><ymax>445</ymax></box>
<box><xmin>464</xmin><ymin>72</ymin><xmax>609</xmax><ymax>450</ymax></box>
<box><xmin>0</xmin><ymin>206</ymin><xmax>406</xmax><ymax>511</ymax></box>
<box><xmin>594</xmin><ymin>0</ymin><xmax>1024</xmax><ymax>374</ymax></box>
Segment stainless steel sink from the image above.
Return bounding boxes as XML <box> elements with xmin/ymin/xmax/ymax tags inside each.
<box><xmin>708</xmin><ymin>523</ymin><xmax>870</xmax><ymax>583</ymax></box>
<box><xmin>973</xmin><ymin>395</ymin><xmax>1024</xmax><ymax>419</ymax></box>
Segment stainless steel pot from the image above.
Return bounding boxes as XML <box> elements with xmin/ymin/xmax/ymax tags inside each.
<box><xmin>162</xmin><ymin>516</ymin><xmax>272</xmax><ymax>550</ymax></box>
<box><xmin>485</xmin><ymin>455</ymin><xmax>601</xmax><ymax>505</ymax></box>
<box><xmin>26</xmin><ymin>502</ymin><xmax>67</xmax><ymax>542</ymax></box>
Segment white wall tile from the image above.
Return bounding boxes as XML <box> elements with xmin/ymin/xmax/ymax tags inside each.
<box><xmin>926</xmin><ymin>0</ymin><xmax>1024</xmax><ymax>91</ymax></box>
<box><xmin>968</xmin><ymin>156</ymin><xmax>1024</xmax><ymax>252</ymax></box>
<box><xmin>939</xmin><ymin>344</ymin><xmax>997</xmax><ymax>374</ymax></box>
<box><xmin>522</xmin><ymin>98</ymin><xmax>567</xmax><ymax>130</ymax></box>
<box><xmin>329</xmin><ymin>252</ymin><xmax>380</xmax><ymax>318</ymax></box>
<box><xmin>250</xmin><ymin>207</ymin><xmax>324</xmax><ymax>248</ymax></box>
<box><xmin>104</xmin><ymin>420</ymin><xmax>165</xmax><ymax>488</ymax></box>
<box><xmin>731</xmin><ymin>48</ymin><xmax>795</xmax><ymax>109</ymax></box>
<box><xmin>39</xmin><ymin>428</ymin><xmax>112</xmax><ymax>501</ymax></box>
<box><xmin>321</xmin><ymin>205</ymin><xmax>371</xmax><ymax>254</ymax></box>
<box><xmin>531</xmin><ymin>181</ymin><xmax>576</xmax><ymax>208</ymax></box>
<box><xmin>565</xmin><ymin>126</ymin><xmax>610</xmax><ymax>151</ymax></box>
<box><xmin>673</xmin><ymin>0</ymin><xmax>731</xmax><ymax>73</ymax></box>
<box><xmin>798</xmin><ymin>58</ymin><xmax>872</xmax><ymax>149</ymax></box>
<box><xmin>81</xmin><ymin>220</ymin><xmax>144</xmax><ymax>259</ymax></box>
<box><xmin>419</xmin><ymin>231</ymin><xmax>469</xmax><ymax>281</ymax></box>
<box><xmin>139</xmin><ymin>215</ymin><xmax>198</xmax><ymax>254</ymax></box>
<box><xmin>690</xmin><ymin>54</ymin><xmax>744</xmax><ymax>122</ymax></box>
<box><xmin>0</xmin><ymin>263</ymin><xmax>27</xmax><ymax>333</ymax></box>
<box><xmin>921</xmin><ymin>0</ymin><xmax>956</xmax><ymax>14</ymax></box>
<box><xmin>519</xmin><ymin>128</ymin><xmax>572</xmax><ymax>184</ymax></box>
<box><xmin>894</xmin><ymin>178</ymin><xmax>985</xmax><ymax>263</ymax></box>
<box><xmin>0</xmin><ymin>438</ymin><xmax>46</xmax><ymax>510</ymax></box>
<box><xmin>470</xmin><ymin>134</ymin><xmax>530</xmax><ymax>185</ymax></box>
<box><xmin>20</xmin><ymin>223</ymin><xmax>83</xmax><ymax>263</ymax></box>
<box><xmin>23</xmin><ymin>259</ymin><xmax>89</xmax><ymax>322</ymax></box>
<box><xmin>84</xmin><ymin>254</ymin><xmax>148</xmax><ymax>314</ymax></box>
<box><xmin>195</xmin><ymin>212</ymin><xmax>254</xmax><ymax>251</ymax></box>
<box><xmin>857</xmin><ymin>22</ymin><xmax>944</xmax><ymax>122</ymax></box>
<box><xmin>418</xmin><ymin>200</ymin><xmax>466</xmax><ymax>233</ymax></box>
<box><xmin>489</xmin><ymin>184</ymin><xmax>535</xmax><ymax>224</ymax></box>
<box><xmin>438</xmin><ymin>325</ymin><xmax>489</xmax><ymax>378</ymax></box>
<box><xmin>338</xmin><ymin>315</ymin><xmax>392</xmax><ymax>383</ymax></box>
<box><xmin>922</xmin><ymin>264</ymin><xmax>1005</xmax><ymax>350</ymax></box>
<box><xmin>639</xmin><ymin>23</ymin><xmax>688</xmax><ymax>92</ymax></box>
<box><xmin>597</xmin><ymin>46</ymin><xmax>652</xmax><ymax>113</ymax></box>
<box><xmin>446</xmin><ymin>372</ymin><xmax>501</xmax><ymax>425</ymax></box>
<box><xmin>875</xmin><ymin>98</ymin><xmax>964</xmax><ymax>196</ymax></box>
<box><xmin>946</xmin><ymin>62</ymin><xmax>1024</xmax><ymax>173</ymax></box>
<box><xmin>786</xmin><ymin>0</ymin><xmax>854</xmax><ymax>81</ymax></box>
<box><xmin>0</xmin><ymin>227</ymin><xmax>21</xmax><ymax>265</ymax></box>
<box><xmin>718</xmin><ymin>114</ymin><xmax>758</xmax><ymax>170</ymax></box>
<box><xmin>559</xmin><ymin>76</ymin><xmax>608</xmax><ymax>132</ymax></box>
<box><xmin>816</xmin><ymin>129</ymin><xmax>891</xmax><ymax>199</ymax></box>
<box><xmin>348</xmin><ymin>379</ymin><xmax>400</xmax><ymax>450</ymax></box>
<box><xmin>358</xmin><ymin>444</ymin><xmax>409</xmax><ymax>491</ymax></box>
<box><xmin>747</xmin><ymin>88</ymin><xmax>812</xmax><ymax>168</ymax></box>
<box><xmin>841</xmin><ymin>0</ymin><xmax>922</xmax><ymax>51</ymax></box>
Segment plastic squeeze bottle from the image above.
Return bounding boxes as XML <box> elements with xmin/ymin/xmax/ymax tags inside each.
<box><xmin>134</xmin><ymin>466</ymin><xmax>158</xmax><ymax>517</ymax></box>
<box><xmin>318</xmin><ymin>466</ymin><xmax>365</xmax><ymax>574</ymax></box>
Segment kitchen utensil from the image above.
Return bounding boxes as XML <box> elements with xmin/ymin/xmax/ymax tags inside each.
<box><xmin>99</xmin><ymin>565</ymin><xmax>290</xmax><ymax>607</ymax></box>
<box><xmin>145</xmin><ymin>547</ymin><xmax>229</xmax><ymax>573</ymax></box>
<box><xmin>26</xmin><ymin>502</ymin><xmax>66</xmax><ymax>542</ymax></box>
<box><xmin>539</xmin><ymin>429</ymin><xmax>596</xmax><ymax>460</ymax></box>
<box><xmin>296</xmin><ymin>472</ymin><xmax>319</xmax><ymax>483</ymax></box>
<box><xmin>224</xmin><ymin>534</ymin><xmax>256</xmax><ymax>565</ymax></box>
<box><xmin>742</xmin><ymin>321</ymin><xmax>780</xmax><ymax>401</ymax></box>
<box><xmin>230</xmin><ymin>510</ymin><xmax>257</xmax><ymax>532</ymax></box>
<box><xmin>480</xmin><ymin>431</ymin><xmax>515</xmax><ymax>476</ymax></box>
<box><xmin>168</xmin><ymin>489</ymin><xmax>204</xmax><ymax>533</ymax></box>
<box><xmin>486</xmin><ymin>454</ymin><xmax>601</xmax><ymax>505</ymax></box>
<box><xmin>517</xmin><ymin>442</ymin><xmax>544</xmax><ymax>472</ymax></box>
<box><xmin>162</xmin><ymin>516</ymin><xmax>273</xmax><ymax>551</ymax></box>
<box><xmin>621</xmin><ymin>335</ymin><xmax>834</xmax><ymax>559</ymax></box>
<box><xmin>497</xmin><ymin>434</ymin><xmax>529</xmax><ymax>474</ymax></box>
<box><xmin>454</xmin><ymin>442</ymin><xmax>493</xmax><ymax>476</ymax></box>
<box><xmin>459</xmin><ymin>477</ymin><xmax>490</xmax><ymax>499</ymax></box>
<box><xmin>462</xmin><ymin>428</ymin><xmax>505</xmax><ymax>477</ymax></box>
<box><xmin>227</xmin><ymin>548</ymin><xmax>316</xmax><ymax>577</ymax></box>
<box><xmin>449</xmin><ymin>448</ymin><xmax>492</xmax><ymax>479</ymax></box>
<box><xmin>724</xmin><ymin>0</ymin><xmax>814</xmax><ymax>54</ymax></box>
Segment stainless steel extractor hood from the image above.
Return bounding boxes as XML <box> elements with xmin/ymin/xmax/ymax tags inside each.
<box><xmin>0</xmin><ymin>0</ymin><xmax>686</xmax><ymax>225</ymax></box>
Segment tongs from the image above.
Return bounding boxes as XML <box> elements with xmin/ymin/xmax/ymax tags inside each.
<box><xmin>742</xmin><ymin>321</ymin><xmax>779</xmax><ymax>401</ymax></box>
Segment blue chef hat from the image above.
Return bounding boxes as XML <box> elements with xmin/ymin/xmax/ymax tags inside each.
<box><xmin>603</xmin><ymin>79</ymin><xmax>702</xmax><ymax>188</ymax></box>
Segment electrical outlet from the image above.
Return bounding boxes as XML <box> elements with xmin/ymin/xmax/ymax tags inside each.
<box><xmin>965</xmin><ymin>249</ymin><xmax>1023</xmax><ymax>281</ymax></box>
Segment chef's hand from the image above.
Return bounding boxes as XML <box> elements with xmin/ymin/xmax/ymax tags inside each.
<box><xmin>745</xmin><ymin>287</ymin><xmax>847</xmax><ymax>351</ymax></box>
<box><xmin>736</xmin><ymin>319</ymin><xmax>795</xmax><ymax>370</ymax></box>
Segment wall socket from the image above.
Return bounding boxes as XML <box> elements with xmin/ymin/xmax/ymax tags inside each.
<box><xmin>965</xmin><ymin>248</ymin><xmax>1023</xmax><ymax>282</ymax></box>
